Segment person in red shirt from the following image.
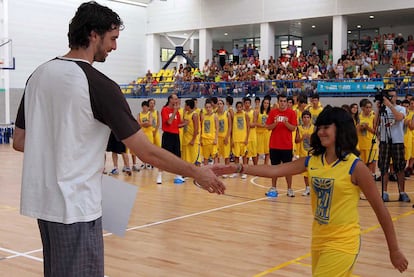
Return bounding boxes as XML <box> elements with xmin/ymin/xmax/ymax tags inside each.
<box><xmin>265</xmin><ymin>94</ymin><xmax>297</xmax><ymax>197</ymax></box>
<box><xmin>158</xmin><ymin>93</ymin><xmax>187</xmax><ymax>184</ymax></box>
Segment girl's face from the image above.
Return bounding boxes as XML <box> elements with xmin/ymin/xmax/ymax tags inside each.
<box><xmin>317</xmin><ymin>124</ymin><xmax>336</xmax><ymax>149</ymax></box>
<box><xmin>217</xmin><ymin>101</ymin><xmax>224</xmax><ymax>111</ymax></box>
<box><xmin>236</xmin><ymin>103</ymin><xmax>243</xmax><ymax>112</ymax></box>
<box><xmin>302</xmin><ymin>115</ymin><xmax>311</xmax><ymax>125</ymax></box>
<box><xmin>351</xmin><ymin>105</ymin><xmax>358</xmax><ymax>114</ymax></box>
<box><xmin>362</xmin><ymin>103</ymin><xmax>372</xmax><ymax>116</ymax></box>
<box><xmin>263</xmin><ymin>99</ymin><xmax>270</xmax><ymax>109</ymax></box>
<box><xmin>142</xmin><ymin>105</ymin><xmax>149</xmax><ymax>112</ymax></box>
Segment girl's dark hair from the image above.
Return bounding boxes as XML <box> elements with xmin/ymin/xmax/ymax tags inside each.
<box><xmin>260</xmin><ymin>98</ymin><xmax>271</xmax><ymax>114</ymax></box>
<box><xmin>68</xmin><ymin>1</ymin><xmax>124</xmax><ymax>49</ymax></box>
<box><xmin>185</xmin><ymin>99</ymin><xmax>195</xmax><ymax>109</ymax></box>
<box><xmin>141</xmin><ymin>100</ymin><xmax>149</xmax><ymax>107</ymax></box>
<box><xmin>309</xmin><ymin>106</ymin><xmax>359</xmax><ymax>160</ymax></box>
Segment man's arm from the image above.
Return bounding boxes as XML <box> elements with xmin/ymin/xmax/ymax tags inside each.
<box><xmin>123</xmin><ymin>130</ymin><xmax>225</xmax><ymax>194</ymax></box>
<box><xmin>13</xmin><ymin>127</ymin><xmax>25</xmax><ymax>152</ymax></box>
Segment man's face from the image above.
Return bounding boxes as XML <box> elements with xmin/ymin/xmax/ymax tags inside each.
<box><xmin>94</xmin><ymin>27</ymin><xmax>119</xmax><ymax>62</ymax></box>
<box><xmin>388</xmin><ymin>92</ymin><xmax>397</xmax><ymax>105</ymax></box>
<box><xmin>278</xmin><ymin>97</ymin><xmax>287</xmax><ymax>110</ymax></box>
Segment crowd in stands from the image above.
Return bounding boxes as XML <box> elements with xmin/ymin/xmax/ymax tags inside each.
<box><xmin>122</xmin><ymin>32</ymin><xmax>414</xmax><ymax>96</ymax></box>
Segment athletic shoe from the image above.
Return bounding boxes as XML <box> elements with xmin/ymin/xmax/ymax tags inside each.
<box><xmin>382</xmin><ymin>191</ymin><xmax>390</xmax><ymax>202</ymax></box>
<box><xmin>265</xmin><ymin>187</ymin><xmax>278</xmax><ymax>197</ymax></box>
<box><xmin>222</xmin><ymin>174</ymin><xmax>229</xmax><ymax>178</ymax></box>
<box><xmin>140</xmin><ymin>164</ymin><xmax>146</xmax><ymax>169</ymax></box>
<box><xmin>132</xmin><ymin>165</ymin><xmax>140</xmax><ymax>172</ymax></box>
<box><xmin>124</xmin><ymin>167</ymin><xmax>132</xmax><ymax>176</ymax></box>
<box><xmin>174</xmin><ymin>175</ymin><xmax>185</xmax><ymax>183</ymax></box>
<box><xmin>399</xmin><ymin>192</ymin><xmax>411</xmax><ymax>202</ymax></box>
<box><xmin>230</xmin><ymin>173</ymin><xmax>238</xmax><ymax>178</ymax></box>
<box><xmin>241</xmin><ymin>174</ymin><xmax>247</xmax><ymax>179</ymax></box>
<box><xmin>109</xmin><ymin>168</ymin><xmax>119</xmax><ymax>175</ymax></box>
<box><xmin>287</xmin><ymin>188</ymin><xmax>295</xmax><ymax>197</ymax></box>
<box><xmin>375</xmin><ymin>175</ymin><xmax>381</xmax><ymax>182</ymax></box>
<box><xmin>156</xmin><ymin>173</ymin><xmax>162</xmax><ymax>184</ymax></box>
<box><xmin>302</xmin><ymin>186</ymin><xmax>310</xmax><ymax>196</ymax></box>
<box><xmin>389</xmin><ymin>173</ymin><xmax>397</xmax><ymax>182</ymax></box>
<box><xmin>146</xmin><ymin>164</ymin><xmax>153</xmax><ymax>169</ymax></box>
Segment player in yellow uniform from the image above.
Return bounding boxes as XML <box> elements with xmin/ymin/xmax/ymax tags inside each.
<box><xmin>243</xmin><ymin>97</ymin><xmax>258</xmax><ymax>165</ymax></box>
<box><xmin>216</xmin><ymin>99</ymin><xmax>232</xmax><ymax>169</ymax></box>
<box><xmin>231</xmin><ymin>101</ymin><xmax>249</xmax><ymax>178</ymax></box>
<box><xmin>307</xmin><ymin>93</ymin><xmax>323</xmax><ymax>125</ymax></box>
<box><xmin>256</xmin><ymin>97</ymin><xmax>271</xmax><ymax>165</ymax></box>
<box><xmin>401</xmin><ymin>100</ymin><xmax>414</xmax><ymax>176</ymax></box>
<box><xmin>182</xmin><ymin>99</ymin><xmax>200</xmax><ymax>164</ymax></box>
<box><xmin>217</xmin><ymin>106</ymin><xmax>408</xmax><ymax>276</ymax></box>
<box><xmin>357</xmin><ymin>99</ymin><xmax>378</xmax><ymax>179</ymax></box>
<box><xmin>295</xmin><ymin>110</ymin><xmax>314</xmax><ymax>196</ymax></box>
<box><xmin>148</xmin><ymin>98</ymin><xmax>161</xmax><ymax>147</ymax></box>
<box><xmin>200</xmin><ymin>100</ymin><xmax>219</xmax><ymax>165</ymax></box>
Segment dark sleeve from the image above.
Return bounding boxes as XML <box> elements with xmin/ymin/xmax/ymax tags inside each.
<box><xmin>78</xmin><ymin>62</ymin><xmax>140</xmax><ymax>140</ymax></box>
<box><xmin>15</xmin><ymin>93</ymin><xmax>25</xmax><ymax>129</ymax></box>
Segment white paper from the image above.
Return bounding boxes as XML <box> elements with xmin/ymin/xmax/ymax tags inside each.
<box><xmin>102</xmin><ymin>175</ymin><xmax>138</xmax><ymax>237</ymax></box>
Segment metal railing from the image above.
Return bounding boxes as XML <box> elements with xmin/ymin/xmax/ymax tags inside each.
<box><xmin>120</xmin><ymin>76</ymin><xmax>414</xmax><ymax>98</ymax></box>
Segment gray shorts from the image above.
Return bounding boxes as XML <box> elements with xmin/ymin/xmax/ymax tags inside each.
<box><xmin>38</xmin><ymin>217</ymin><xmax>104</xmax><ymax>277</ymax></box>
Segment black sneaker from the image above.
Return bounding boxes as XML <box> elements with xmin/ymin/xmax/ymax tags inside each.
<box><xmin>389</xmin><ymin>173</ymin><xmax>397</xmax><ymax>182</ymax></box>
<box><xmin>375</xmin><ymin>175</ymin><xmax>381</xmax><ymax>182</ymax></box>
<box><xmin>398</xmin><ymin>192</ymin><xmax>411</xmax><ymax>202</ymax></box>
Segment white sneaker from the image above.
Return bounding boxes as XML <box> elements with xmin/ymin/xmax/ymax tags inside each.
<box><xmin>230</xmin><ymin>173</ymin><xmax>238</xmax><ymax>178</ymax></box>
<box><xmin>241</xmin><ymin>174</ymin><xmax>247</xmax><ymax>179</ymax></box>
<box><xmin>222</xmin><ymin>174</ymin><xmax>229</xmax><ymax>178</ymax></box>
<box><xmin>156</xmin><ymin>173</ymin><xmax>162</xmax><ymax>184</ymax></box>
<box><xmin>302</xmin><ymin>186</ymin><xmax>310</xmax><ymax>196</ymax></box>
<box><xmin>287</xmin><ymin>188</ymin><xmax>295</xmax><ymax>197</ymax></box>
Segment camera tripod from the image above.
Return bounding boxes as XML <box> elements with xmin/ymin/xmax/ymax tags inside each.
<box><xmin>370</xmin><ymin>103</ymin><xmax>403</xmax><ymax>202</ymax></box>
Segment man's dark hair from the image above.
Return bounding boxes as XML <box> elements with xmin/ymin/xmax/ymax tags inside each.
<box><xmin>68</xmin><ymin>1</ymin><xmax>124</xmax><ymax>49</ymax></box>
<box><xmin>226</xmin><ymin>95</ymin><xmax>234</xmax><ymax>105</ymax></box>
<box><xmin>185</xmin><ymin>99</ymin><xmax>195</xmax><ymax>109</ymax></box>
<box><xmin>243</xmin><ymin>97</ymin><xmax>251</xmax><ymax>103</ymax></box>
<box><xmin>277</xmin><ymin>93</ymin><xmax>287</xmax><ymax>100</ymax></box>
<box><xmin>310</xmin><ymin>106</ymin><xmax>359</xmax><ymax>160</ymax></box>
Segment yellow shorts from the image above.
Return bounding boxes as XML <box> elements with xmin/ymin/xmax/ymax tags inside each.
<box><xmin>312</xmin><ymin>249</ymin><xmax>358</xmax><ymax>277</ymax></box>
<box><xmin>182</xmin><ymin>143</ymin><xmax>199</xmax><ymax>164</ymax></box>
<box><xmin>246</xmin><ymin>140</ymin><xmax>257</xmax><ymax>158</ymax></box>
<box><xmin>153</xmin><ymin>131</ymin><xmax>161</xmax><ymax>147</ymax></box>
<box><xmin>359</xmin><ymin>148</ymin><xmax>378</xmax><ymax>164</ymax></box>
<box><xmin>232</xmin><ymin>142</ymin><xmax>247</xmax><ymax>157</ymax></box>
<box><xmin>201</xmin><ymin>143</ymin><xmax>218</xmax><ymax>160</ymax></box>
<box><xmin>218</xmin><ymin>136</ymin><xmax>231</xmax><ymax>158</ymax></box>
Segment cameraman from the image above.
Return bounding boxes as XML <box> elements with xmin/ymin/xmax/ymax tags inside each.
<box><xmin>376</xmin><ymin>90</ymin><xmax>411</xmax><ymax>202</ymax></box>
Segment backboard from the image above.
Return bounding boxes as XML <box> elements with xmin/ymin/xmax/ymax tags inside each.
<box><xmin>0</xmin><ymin>38</ymin><xmax>15</xmax><ymax>70</ymax></box>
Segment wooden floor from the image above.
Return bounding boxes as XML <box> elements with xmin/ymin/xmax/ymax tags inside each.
<box><xmin>1</xmin><ymin>143</ymin><xmax>414</xmax><ymax>277</ymax></box>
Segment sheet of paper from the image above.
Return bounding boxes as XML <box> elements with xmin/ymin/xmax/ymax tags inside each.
<box><xmin>102</xmin><ymin>175</ymin><xmax>138</xmax><ymax>237</ymax></box>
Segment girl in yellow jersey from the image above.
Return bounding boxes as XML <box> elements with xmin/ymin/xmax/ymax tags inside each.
<box><xmin>256</xmin><ymin>97</ymin><xmax>271</xmax><ymax>165</ymax></box>
<box><xmin>148</xmin><ymin>98</ymin><xmax>161</xmax><ymax>147</ymax></box>
<box><xmin>218</xmin><ymin>106</ymin><xmax>408</xmax><ymax>276</ymax></box>
<box><xmin>357</xmin><ymin>99</ymin><xmax>378</xmax><ymax>178</ymax></box>
<box><xmin>182</xmin><ymin>99</ymin><xmax>200</xmax><ymax>164</ymax></box>
<box><xmin>216</xmin><ymin>99</ymin><xmax>232</xmax><ymax>167</ymax></box>
<box><xmin>200</xmin><ymin>100</ymin><xmax>219</xmax><ymax>165</ymax></box>
<box><xmin>295</xmin><ymin>110</ymin><xmax>314</xmax><ymax>196</ymax></box>
<box><xmin>231</xmin><ymin>101</ymin><xmax>250</xmax><ymax>178</ymax></box>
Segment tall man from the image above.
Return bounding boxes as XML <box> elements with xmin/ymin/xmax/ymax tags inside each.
<box><xmin>377</xmin><ymin>90</ymin><xmax>411</xmax><ymax>202</ymax></box>
<box><xmin>13</xmin><ymin>2</ymin><xmax>225</xmax><ymax>276</ymax></box>
<box><xmin>265</xmin><ymin>94</ymin><xmax>297</xmax><ymax>197</ymax></box>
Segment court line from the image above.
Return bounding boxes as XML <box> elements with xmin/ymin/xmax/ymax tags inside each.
<box><xmin>0</xmin><ymin>247</ymin><xmax>43</xmax><ymax>262</ymax></box>
<box><xmin>252</xmin><ymin>209</ymin><xmax>414</xmax><ymax>276</ymax></box>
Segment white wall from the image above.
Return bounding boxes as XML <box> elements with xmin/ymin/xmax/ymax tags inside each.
<box><xmin>8</xmin><ymin>0</ymin><xmax>147</xmax><ymax>88</ymax></box>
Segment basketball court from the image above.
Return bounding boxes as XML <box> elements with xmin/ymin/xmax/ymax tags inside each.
<box><xmin>1</xmin><ymin>144</ymin><xmax>413</xmax><ymax>276</ymax></box>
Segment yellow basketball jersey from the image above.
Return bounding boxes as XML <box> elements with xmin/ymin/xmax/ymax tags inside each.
<box><xmin>358</xmin><ymin>113</ymin><xmax>376</xmax><ymax>150</ymax></box>
<box><xmin>182</xmin><ymin>110</ymin><xmax>197</xmax><ymax>146</ymax></box>
<box><xmin>139</xmin><ymin>112</ymin><xmax>153</xmax><ymax>140</ymax></box>
<box><xmin>246</xmin><ymin>109</ymin><xmax>256</xmax><ymax>142</ymax></box>
<box><xmin>297</xmin><ymin>124</ymin><xmax>314</xmax><ymax>157</ymax></box>
<box><xmin>201</xmin><ymin>113</ymin><xmax>216</xmax><ymax>141</ymax></box>
<box><xmin>306</xmin><ymin>153</ymin><xmax>361</xmax><ymax>254</ymax></box>
<box><xmin>233</xmin><ymin>111</ymin><xmax>247</xmax><ymax>143</ymax></box>
<box><xmin>217</xmin><ymin>111</ymin><xmax>229</xmax><ymax>138</ymax></box>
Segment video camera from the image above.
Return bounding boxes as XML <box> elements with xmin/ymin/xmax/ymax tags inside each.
<box><xmin>374</xmin><ymin>88</ymin><xmax>392</xmax><ymax>104</ymax></box>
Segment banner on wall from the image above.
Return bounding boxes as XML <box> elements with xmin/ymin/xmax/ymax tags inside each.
<box><xmin>317</xmin><ymin>81</ymin><xmax>384</xmax><ymax>93</ymax></box>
